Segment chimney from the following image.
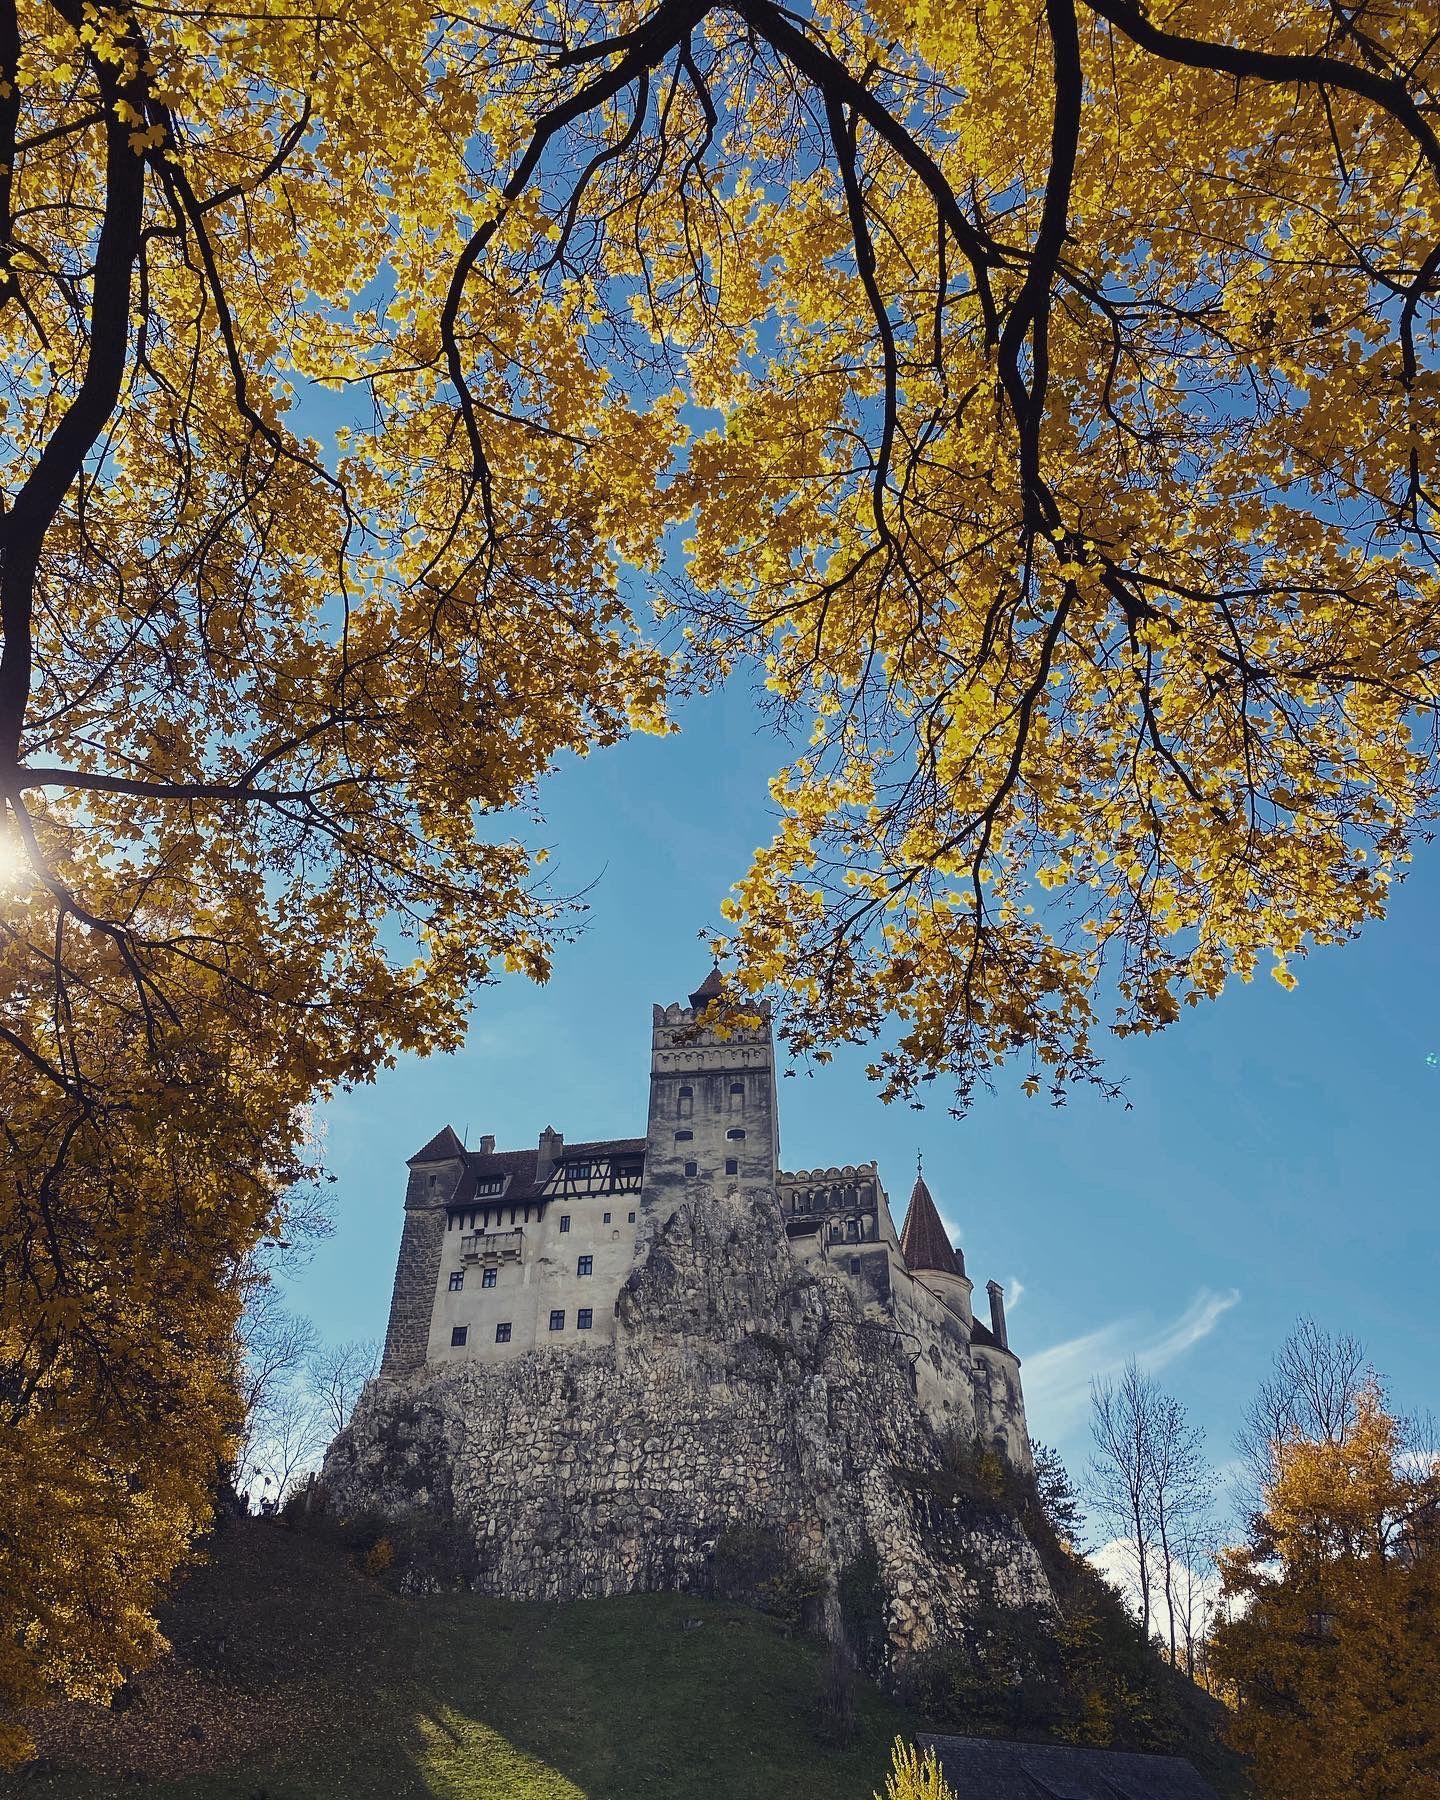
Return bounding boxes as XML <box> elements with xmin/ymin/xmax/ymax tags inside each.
<box><xmin>986</xmin><ymin>1280</ymin><xmax>1009</xmax><ymax>1350</ymax></box>
<box><xmin>536</xmin><ymin>1125</ymin><xmax>563</xmax><ymax>1182</ymax></box>
<box><xmin>478</xmin><ymin>1134</ymin><xmax>496</xmax><ymax>1156</ymax></box>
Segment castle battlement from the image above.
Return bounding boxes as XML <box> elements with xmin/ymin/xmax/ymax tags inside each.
<box><xmin>376</xmin><ymin>970</ymin><xmax>1029</xmax><ymax>1468</ymax></box>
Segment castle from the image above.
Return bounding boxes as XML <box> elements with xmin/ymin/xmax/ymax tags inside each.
<box><xmin>379</xmin><ymin>969</ymin><xmax>1030</xmax><ymax>1468</ymax></box>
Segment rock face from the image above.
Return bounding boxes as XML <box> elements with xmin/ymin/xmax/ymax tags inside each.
<box><xmin>322</xmin><ymin>1185</ymin><xmax>1051</xmax><ymax>1661</ymax></box>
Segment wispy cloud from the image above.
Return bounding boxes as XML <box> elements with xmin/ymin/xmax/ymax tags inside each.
<box><xmin>1001</xmin><ymin>1276</ymin><xmax>1026</xmax><ymax>1314</ymax></box>
<box><xmin>1024</xmin><ymin>1287</ymin><xmax>1241</xmax><ymax>1435</ymax></box>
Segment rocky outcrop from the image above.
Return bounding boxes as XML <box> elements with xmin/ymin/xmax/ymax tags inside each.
<box><xmin>321</xmin><ymin>1185</ymin><xmax>1051</xmax><ymax>1661</ymax></box>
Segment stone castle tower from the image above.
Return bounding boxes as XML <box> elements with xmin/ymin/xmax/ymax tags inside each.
<box><xmin>375</xmin><ymin>970</ymin><xmax>1029</xmax><ymax>1465</ymax></box>
<box><xmin>327</xmin><ymin>971</ymin><xmax>1049</xmax><ymax>1654</ymax></box>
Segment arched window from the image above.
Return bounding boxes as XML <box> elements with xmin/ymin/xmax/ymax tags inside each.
<box><xmin>728</xmin><ymin>1081</ymin><xmax>745</xmax><ymax>1112</ymax></box>
<box><xmin>677</xmin><ymin>1085</ymin><xmax>693</xmax><ymax>1119</ymax></box>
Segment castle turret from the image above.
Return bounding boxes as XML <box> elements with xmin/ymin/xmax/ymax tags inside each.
<box><xmin>380</xmin><ymin>1125</ymin><xmax>468</xmax><ymax>1377</ymax></box>
<box><xmin>640</xmin><ymin>968</ymin><xmax>778</xmax><ymax>1223</ymax></box>
<box><xmin>899</xmin><ymin>1166</ymin><xmax>974</xmax><ymax>1327</ymax></box>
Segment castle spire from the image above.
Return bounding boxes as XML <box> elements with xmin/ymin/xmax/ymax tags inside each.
<box><xmin>688</xmin><ymin>965</ymin><xmax>725</xmax><ymax>1011</ymax></box>
<box><xmin>899</xmin><ymin>1165</ymin><xmax>965</xmax><ymax>1278</ymax></box>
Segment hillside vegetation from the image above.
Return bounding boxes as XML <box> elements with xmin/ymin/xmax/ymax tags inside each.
<box><xmin>3</xmin><ymin>1507</ymin><xmax>1246</xmax><ymax>1800</ymax></box>
<box><xmin>4</xmin><ymin>1519</ymin><xmax>919</xmax><ymax>1800</ymax></box>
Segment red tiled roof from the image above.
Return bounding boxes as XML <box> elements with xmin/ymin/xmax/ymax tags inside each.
<box><xmin>899</xmin><ymin>1173</ymin><xmax>965</xmax><ymax>1278</ymax></box>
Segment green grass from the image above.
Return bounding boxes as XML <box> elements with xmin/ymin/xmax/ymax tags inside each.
<box><xmin>4</xmin><ymin>1520</ymin><xmax>918</xmax><ymax>1800</ymax></box>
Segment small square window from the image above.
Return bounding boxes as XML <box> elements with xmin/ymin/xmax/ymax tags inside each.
<box><xmin>577</xmin><ymin>1308</ymin><xmax>593</xmax><ymax>1330</ymax></box>
<box><xmin>603</xmin><ymin>1211</ymin><xmax>612</xmax><ymax>1224</ymax></box>
<box><xmin>448</xmin><ymin>1270</ymin><xmax>464</xmax><ymax>1291</ymax></box>
<box><xmin>577</xmin><ymin>1255</ymin><xmax>593</xmax><ymax>1276</ymax></box>
<box><xmin>481</xmin><ymin>1267</ymin><xmax>497</xmax><ymax>1288</ymax></box>
<box><xmin>684</xmin><ymin>1161</ymin><xmax>698</xmax><ymax>1177</ymax></box>
<box><xmin>726</xmin><ymin>1128</ymin><xmax>746</xmax><ymax>1140</ymax></box>
<box><xmin>730</xmin><ymin>1081</ymin><xmax>744</xmax><ymax>1095</ymax></box>
<box><xmin>450</xmin><ymin>1326</ymin><xmax>468</xmax><ymax>1347</ymax></box>
<box><xmin>725</xmin><ymin>1158</ymin><xmax>738</xmax><ymax>1176</ymax></box>
<box><xmin>549</xmin><ymin>1309</ymin><xmax>565</xmax><ymax>1332</ymax></box>
<box><xmin>850</xmin><ymin>1258</ymin><xmax>862</xmax><ymax>1275</ymax></box>
<box><xmin>628</xmin><ymin>1211</ymin><xmax>636</xmax><ymax>1223</ymax></box>
<box><xmin>675</xmin><ymin>1130</ymin><xmax>693</xmax><ymax>1142</ymax></box>
<box><xmin>560</xmin><ymin>1214</ymin><xmax>571</xmax><ymax>1233</ymax></box>
<box><xmin>495</xmin><ymin>1322</ymin><xmax>512</xmax><ymax>1343</ymax></box>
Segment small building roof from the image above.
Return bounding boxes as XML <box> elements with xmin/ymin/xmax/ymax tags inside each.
<box><xmin>899</xmin><ymin>1172</ymin><xmax>965</xmax><ymax>1279</ymax></box>
<box><xmin>919</xmin><ymin>1735</ymin><xmax>1222</xmax><ymax>1799</ymax></box>
<box><xmin>406</xmin><ymin>1124</ymin><xmax>467</xmax><ymax>1166</ymax></box>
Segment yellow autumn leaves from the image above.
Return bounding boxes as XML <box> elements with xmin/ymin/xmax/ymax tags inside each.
<box><xmin>3</xmin><ymin>0</ymin><xmax>1439</xmax><ymax>1745</ymax></box>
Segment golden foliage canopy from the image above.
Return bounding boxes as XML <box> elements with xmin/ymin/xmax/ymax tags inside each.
<box><xmin>3</xmin><ymin>0</ymin><xmax>1440</xmax><ymax>1739</ymax></box>
<box><xmin>1211</xmin><ymin>1380</ymin><xmax>1440</xmax><ymax>1799</ymax></box>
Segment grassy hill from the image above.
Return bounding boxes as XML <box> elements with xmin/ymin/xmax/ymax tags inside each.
<box><xmin>4</xmin><ymin>1518</ymin><xmax>921</xmax><ymax>1800</ymax></box>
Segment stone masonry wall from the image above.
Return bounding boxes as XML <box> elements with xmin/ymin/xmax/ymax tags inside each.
<box><xmin>326</xmin><ymin>1184</ymin><xmax>1051</xmax><ymax>1662</ymax></box>
<box><xmin>378</xmin><ymin>1157</ymin><xmax>458</xmax><ymax>1378</ymax></box>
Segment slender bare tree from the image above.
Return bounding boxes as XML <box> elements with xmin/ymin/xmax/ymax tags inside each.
<box><xmin>1089</xmin><ymin>1360</ymin><xmax>1160</xmax><ymax>1636</ymax></box>
<box><xmin>1089</xmin><ymin>1361</ymin><xmax>1216</xmax><ymax>1661</ymax></box>
<box><xmin>1149</xmin><ymin>1392</ymin><xmax>1214</xmax><ymax>1670</ymax></box>
<box><xmin>1237</xmin><ymin>1318</ymin><xmax>1367</xmax><ymax>1499</ymax></box>
<box><xmin>309</xmin><ymin>1340</ymin><xmax>380</xmax><ymax>1440</ymax></box>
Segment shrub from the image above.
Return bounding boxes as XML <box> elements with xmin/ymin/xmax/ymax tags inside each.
<box><xmin>361</xmin><ymin>1537</ymin><xmax>394</xmax><ymax>1577</ymax></box>
<box><xmin>705</xmin><ymin>1525</ymin><xmax>827</xmax><ymax>1630</ymax></box>
<box><xmin>875</xmin><ymin>1737</ymin><xmax>956</xmax><ymax>1800</ymax></box>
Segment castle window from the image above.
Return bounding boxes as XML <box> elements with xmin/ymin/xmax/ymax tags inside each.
<box><xmin>684</xmin><ymin>1161</ymin><xmax>698</xmax><ymax>1177</ymax></box>
<box><xmin>569</xmin><ymin>1162</ymin><xmax>592</xmax><ymax>1180</ymax></box>
<box><xmin>847</xmin><ymin>1218</ymin><xmax>859</xmax><ymax>1241</ymax></box>
<box><xmin>448</xmin><ymin>1271</ymin><xmax>464</xmax><ymax>1291</ymax></box>
<box><xmin>728</xmin><ymin>1081</ymin><xmax>744</xmax><ymax>1111</ymax></box>
<box><xmin>549</xmin><ymin>1309</ymin><xmax>565</xmax><ymax>1332</ymax></box>
<box><xmin>482</xmin><ymin>1268</ymin><xmax>497</xmax><ymax>1288</ymax></box>
<box><xmin>603</xmin><ymin>1211</ymin><xmax>611</xmax><ymax>1224</ymax></box>
<box><xmin>726</xmin><ymin>1128</ymin><xmax>746</xmax><ymax>1140</ymax></box>
<box><xmin>577</xmin><ymin>1308</ymin><xmax>593</xmax><ymax>1330</ymax></box>
<box><xmin>675</xmin><ymin>1130</ymin><xmax>693</xmax><ymax>1142</ymax></box>
<box><xmin>477</xmin><ymin>1178</ymin><xmax>503</xmax><ymax>1196</ymax></box>
<box><xmin>725</xmin><ymin>1159</ymin><xmax>738</xmax><ymax>1176</ymax></box>
<box><xmin>451</xmin><ymin>1326</ymin><xmax>468</xmax><ymax>1347</ymax></box>
<box><xmin>850</xmin><ymin>1258</ymin><xmax>862</xmax><ymax>1275</ymax></box>
<box><xmin>495</xmin><ymin>1322</ymin><xmax>512</xmax><ymax>1343</ymax></box>
<box><xmin>560</xmin><ymin>1215</ymin><xmax>571</xmax><ymax>1233</ymax></box>
<box><xmin>677</xmin><ymin>1085</ymin><xmax>693</xmax><ymax>1119</ymax></box>
<box><xmin>627</xmin><ymin>1211</ymin><xmax>636</xmax><ymax>1223</ymax></box>
<box><xmin>577</xmin><ymin>1255</ymin><xmax>593</xmax><ymax>1277</ymax></box>
<box><xmin>428</xmin><ymin>1174</ymin><xmax>437</xmax><ymax>1189</ymax></box>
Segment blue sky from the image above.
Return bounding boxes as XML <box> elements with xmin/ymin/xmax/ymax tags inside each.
<box><xmin>301</xmin><ymin>667</ymin><xmax>1440</xmax><ymax>1491</ymax></box>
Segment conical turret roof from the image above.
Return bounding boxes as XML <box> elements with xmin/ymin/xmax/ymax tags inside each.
<box><xmin>689</xmin><ymin>966</ymin><xmax>725</xmax><ymax>1010</ymax></box>
<box><xmin>899</xmin><ymin>1170</ymin><xmax>965</xmax><ymax>1278</ymax></box>
<box><xmin>407</xmin><ymin>1124</ymin><xmax>466</xmax><ymax>1165</ymax></box>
